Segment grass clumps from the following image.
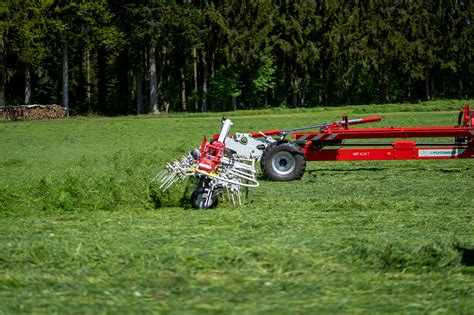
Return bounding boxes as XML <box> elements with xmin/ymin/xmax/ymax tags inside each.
<box><xmin>1</xmin><ymin>151</ymin><xmax>156</xmax><ymax>214</ymax></box>
<box><xmin>344</xmin><ymin>238</ymin><xmax>461</xmax><ymax>272</ymax></box>
<box><xmin>0</xmin><ymin>101</ymin><xmax>473</xmax><ymax>313</ymax></box>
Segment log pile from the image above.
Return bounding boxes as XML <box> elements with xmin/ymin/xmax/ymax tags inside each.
<box><xmin>0</xmin><ymin>105</ymin><xmax>66</xmax><ymax>121</ymax></box>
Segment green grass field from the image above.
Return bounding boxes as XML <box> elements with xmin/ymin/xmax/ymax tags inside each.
<box><xmin>1</xmin><ymin>100</ymin><xmax>473</xmax><ymax>313</ymax></box>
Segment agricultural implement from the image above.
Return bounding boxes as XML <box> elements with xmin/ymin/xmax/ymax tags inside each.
<box><xmin>155</xmin><ymin>104</ymin><xmax>473</xmax><ymax>208</ymax></box>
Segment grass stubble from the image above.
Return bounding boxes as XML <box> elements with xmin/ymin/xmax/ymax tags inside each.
<box><xmin>0</xmin><ymin>101</ymin><xmax>473</xmax><ymax>313</ymax></box>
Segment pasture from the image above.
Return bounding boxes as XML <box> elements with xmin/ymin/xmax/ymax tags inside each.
<box><xmin>0</xmin><ymin>101</ymin><xmax>473</xmax><ymax>313</ymax></box>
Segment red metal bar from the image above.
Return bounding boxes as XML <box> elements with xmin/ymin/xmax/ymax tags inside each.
<box><xmin>459</xmin><ymin>104</ymin><xmax>473</xmax><ymax>127</ymax></box>
<box><xmin>347</xmin><ymin>116</ymin><xmax>383</xmax><ymax>125</ymax></box>
<box><xmin>249</xmin><ymin>129</ymin><xmax>281</xmax><ymax>137</ymax></box>
<box><xmin>302</xmin><ymin>142</ymin><xmax>474</xmax><ymax>161</ymax></box>
<box><xmin>197</xmin><ymin>136</ymin><xmax>225</xmax><ymax>172</ymax></box>
<box><xmin>249</xmin><ymin>115</ymin><xmax>383</xmax><ymax>138</ymax></box>
<box><xmin>293</xmin><ymin>126</ymin><xmax>474</xmax><ymax>141</ymax></box>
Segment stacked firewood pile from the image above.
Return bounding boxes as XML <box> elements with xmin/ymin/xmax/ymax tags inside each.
<box><xmin>0</xmin><ymin>105</ymin><xmax>66</xmax><ymax>121</ymax></box>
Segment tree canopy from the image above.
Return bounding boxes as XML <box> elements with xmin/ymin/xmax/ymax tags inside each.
<box><xmin>1</xmin><ymin>0</ymin><xmax>472</xmax><ymax>113</ymax></box>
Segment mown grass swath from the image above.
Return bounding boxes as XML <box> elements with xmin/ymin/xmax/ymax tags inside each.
<box><xmin>0</xmin><ymin>101</ymin><xmax>473</xmax><ymax>313</ymax></box>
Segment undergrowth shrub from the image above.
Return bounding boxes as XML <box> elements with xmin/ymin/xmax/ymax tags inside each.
<box><xmin>148</xmin><ymin>178</ymin><xmax>196</xmax><ymax>208</ymax></box>
<box><xmin>0</xmin><ymin>187</ymin><xmax>27</xmax><ymax>214</ymax></box>
<box><xmin>1</xmin><ymin>150</ymin><xmax>168</xmax><ymax>213</ymax></box>
<box><xmin>351</xmin><ymin>100</ymin><xmax>463</xmax><ymax>114</ymax></box>
<box><xmin>33</xmin><ymin>171</ymin><xmax>129</xmax><ymax>211</ymax></box>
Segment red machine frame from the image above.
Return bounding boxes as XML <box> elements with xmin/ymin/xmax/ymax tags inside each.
<box><xmin>253</xmin><ymin>104</ymin><xmax>473</xmax><ymax>163</ymax></box>
<box><xmin>294</xmin><ymin>104</ymin><xmax>473</xmax><ymax>161</ymax></box>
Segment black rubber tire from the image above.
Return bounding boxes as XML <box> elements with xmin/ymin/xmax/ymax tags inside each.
<box><xmin>260</xmin><ymin>141</ymin><xmax>306</xmax><ymax>181</ymax></box>
<box><xmin>191</xmin><ymin>187</ymin><xmax>218</xmax><ymax>209</ymax></box>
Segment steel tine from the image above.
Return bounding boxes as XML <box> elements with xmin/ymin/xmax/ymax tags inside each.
<box><xmin>163</xmin><ymin>175</ymin><xmax>182</xmax><ymax>191</ymax></box>
<box><xmin>160</xmin><ymin>173</ymin><xmax>177</xmax><ymax>190</ymax></box>
<box><xmin>205</xmin><ymin>189</ymin><xmax>213</xmax><ymax>208</ymax></box>
<box><xmin>151</xmin><ymin>170</ymin><xmax>165</xmax><ymax>183</ymax></box>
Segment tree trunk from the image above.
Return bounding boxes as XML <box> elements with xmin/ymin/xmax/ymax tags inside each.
<box><xmin>164</xmin><ymin>61</ymin><xmax>171</xmax><ymax>114</ymax></box>
<box><xmin>157</xmin><ymin>46</ymin><xmax>166</xmax><ymax>111</ymax></box>
<box><xmin>201</xmin><ymin>53</ymin><xmax>208</xmax><ymax>112</ymax></box>
<box><xmin>232</xmin><ymin>96</ymin><xmax>237</xmax><ymax>111</ymax></box>
<box><xmin>128</xmin><ymin>65</ymin><xmax>133</xmax><ymax>113</ymax></box>
<box><xmin>78</xmin><ymin>49</ymin><xmax>86</xmax><ymax>104</ymax></box>
<box><xmin>97</xmin><ymin>46</ymin><xmax>107</xmax><ymax>113</ymax></box>
<box><xmin>407</xmin><ymin>77</ymin><xmax>412</xmax><ymax>100</ymax></box>
<box><xmin>210</xmin><ymin>51</ymin><xmax>216</xmax><ymax>111</ymax></box>
<box><xmin>0</xmin><ymin>33</ymin><xmax>5</xmax><ymax>106</ymax></box>
<box><xmin>318</xmin><ymin>63</ymin><xmax>323</xmax><ymax>104</ymax></box>
<box><xmin>84</xmin><ymin>48</ymin><xmax>91</xmax><ymax>102</ymax></box>
<box><xmin>193</xmin><ymin>48</ymin><xmax>198</xmax><ymax>111</ymax></box>
<box><xmin>80</xmin><ymin>48</ymin><xmax>91</xmax><ymax>104</ymax></box>
<box><xmin>136</xmin><ymin>68</ymin><xmax>143</xmax><ymax>114</ymax></box>
<box><xmin>380</xmin><ymin>70</ymin><xmax>389</xmax><ymax>103</ymax></box>
<box><xmin>442</xmin><ymin>76</ymin><xmax>446</xmax><ymax>97</ymax></box>
<box><xmin>24</xmin><ymin>64</ymin><xmax>31</xmax><ymax>105</ymax></box>
<box><xmin>425</xmin><ymin>68</ymin><xmax>430</xmax><ymax>100</ymax></box>
<box><xmin>430</xmin><ymin>74</ymin><xmax>434</xmax><ymax>99</ymax></box>
<box><xmin>180</xmin><ymin>67</ymin><xmax>186</xmax><ymax>111</ymax></box>
<box><xmin>149</xmin><ymin>44</ymin><xmax>159</xmax><ymax>114</ymax></box>
<box><xmin>211</xmin><ymin>51</ymin><xmax>215</xmax><ymax>78</ymax></box>
<box><xmin>458</xmin><ymin>76</ymin><xmax>463</xmax><ymax>99</ymax></box>
<box><xmin>290</xmin><ymin>75</ymin><xmax>298</xmax><ymax>107</ymax></box>
<box><xmin>62</xmin><ymin>43</ymin><xmax>69</xmax><ymax>116</ymax></box>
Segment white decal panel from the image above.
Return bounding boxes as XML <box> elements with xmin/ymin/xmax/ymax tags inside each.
<box><xmin>418</xmin><ymin>149</ymin><xmax>465</xmax><ymax>157</ymax></box>
<box><xmin>352</xmin><ymin>152</ymin><xmax>370</xmax><ymax>157</ymax></box>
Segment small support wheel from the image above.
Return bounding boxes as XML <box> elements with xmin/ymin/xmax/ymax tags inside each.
<box><xmin>260</xmin><ymin>141</ymin><xmax>306</xmax><ymax>181</ymax></box>
<box><xmin>191</xmin><ymin>187</ymin><xmax>218</xmax><ymax>209</ymax></box>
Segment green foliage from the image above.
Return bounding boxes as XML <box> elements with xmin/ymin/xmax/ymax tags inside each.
<box><xmin>252</xmin><ymin>56</ymin><xmax>276</xmax><ymax>93</ymax></box>
<box><xmin>208</xmin><ymin>70</ymin><xmax>241</xmax><ymax>110</ymax></box>
<box><xmin>52</xmin><ymin>0</ymin><xmax>121</xmax><ymax>45</ymax></box>
<box><xmin>1</xmin><ymin>0</ymin><xmax>473</xmax><ymax>111</ymax></box>
<box><xmin>3</xmin><ymin>0</ymin><xmax>52</xmax><ymax>67</ymax></box>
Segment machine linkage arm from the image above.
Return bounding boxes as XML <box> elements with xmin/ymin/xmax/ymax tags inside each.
<box><xmin>248</xmin><ymin>116</ymin><xmax>382</xmax><ymax>138</ymax></box>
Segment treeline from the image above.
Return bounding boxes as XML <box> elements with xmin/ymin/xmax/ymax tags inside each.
<box><xmin>0</xmin><ymin>0</ymin><xmax>472</xmax><ymax>114</ymax></box>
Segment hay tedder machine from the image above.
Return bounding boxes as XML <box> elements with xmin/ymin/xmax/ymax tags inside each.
<box><xmin>155</xmin><ymin>105</ymin><xmax>473</xmax><ymax>208</ymax></box>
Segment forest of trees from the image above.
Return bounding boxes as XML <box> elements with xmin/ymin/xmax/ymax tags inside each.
<box><xmin>0</xmin><ymin>0</ymin><xmax>472</xmax><ymax>114</ymax></box>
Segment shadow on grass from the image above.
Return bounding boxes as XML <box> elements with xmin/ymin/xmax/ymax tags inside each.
<box><xmin>148</xmin><ymin>180</ymin><xmax>195</xmax><ymax>209</ymax></box>
<box><xmin>455</xmin><ymin>245</ymin><xmax>474</xmax><ymax>266</ymax></box>
<box><xmin>307</xmin><ymin>166</ymin><xmax>467</xmax><ymax>175</ymax></box>
<box><xmin>307</xmin><ymin>167</ymin><xmax>387</xmax><ymax>174</ymax></box>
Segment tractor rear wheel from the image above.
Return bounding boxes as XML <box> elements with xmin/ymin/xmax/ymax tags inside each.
<box><xmin>260</xmin><ymin>142</ymin><xmax>306</xmax><ymax>181</ymax></box>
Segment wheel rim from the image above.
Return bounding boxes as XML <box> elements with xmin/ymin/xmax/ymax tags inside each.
<box><xmin>193</xmin><ymin>189</ymin><xmax>214</xmax><ymax>209</ymax></box>
<box><xmin>271</xmin><ymin>151</ymin><xmax>296</xmax><ymax>175</ymax></box>
<box><xmin>194</xmin><ymin>192</ymin><xmax>207</xmax><ymax>209</ymax></box>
